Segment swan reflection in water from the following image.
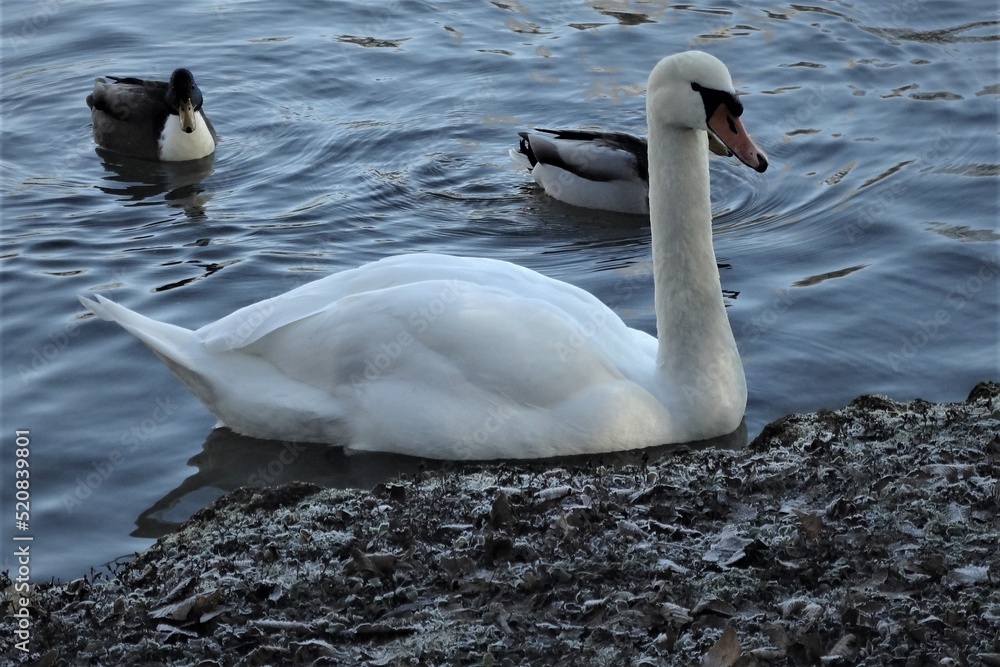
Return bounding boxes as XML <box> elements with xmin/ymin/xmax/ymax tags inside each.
<box><xmin>132</xmin><ymin>422</ymin><xmax>747</xmax><ymax>539</ymax></box>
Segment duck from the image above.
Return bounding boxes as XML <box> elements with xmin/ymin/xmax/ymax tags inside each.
<box><xmin>510</xmin><ymin>126</ymin><xmax>733</xmax><ymax>215</ymax></box>
<box><xmin>86</xmin><ymin>68</ymin><xmax>217</xmax><ymax>161</ymax></box>
<box><xmin>79</xmin><ymin>51</ymin><xmax>768</xmax><ymax>460</ymax></box>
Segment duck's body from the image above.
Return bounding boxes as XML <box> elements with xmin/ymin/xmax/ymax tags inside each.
<box><xmin>80</xmin><ymin>51</ymin><xmax>768</xmax><ymax>460</ymax></box>
<box><xmin>511</xmin><ymin>129</ymin><xmax>652</xmax><ymax>214</ymax></box>
<box><xmin>86</xmin><ymin>68</ymin><xmax>217</xmax><ymax>161</ymax></box>
<box><xmin>511</xmin><ymin>128</ymin><xmax>732</xmax><ymax>214</ymax></box>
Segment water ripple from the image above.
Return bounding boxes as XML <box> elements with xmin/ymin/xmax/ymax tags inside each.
<box><xmin>864</xmin><ymin>20</ymin><xmax>1000</xmax><ymax>45</ymax></box>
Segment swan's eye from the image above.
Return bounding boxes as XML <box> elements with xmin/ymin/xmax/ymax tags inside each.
<box><xmin>692</xmin><ymin>82</ymin><xmax>744</xmax><ymax>120</ymax></box>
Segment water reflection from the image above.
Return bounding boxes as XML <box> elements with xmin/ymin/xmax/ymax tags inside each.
<box><xmin>133</xmin><ymin>421</ymin><xmax>747</xmax><ymax>539</ymax></box>
<box><xmin>94</xmin><ymin>148</ymin><xmax>216</xmax><ymax>217</ymax></box>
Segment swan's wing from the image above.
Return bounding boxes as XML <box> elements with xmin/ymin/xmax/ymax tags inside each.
<box><xmin>518</xmin><ymin>129</ymin><xmax>648</xmax><ymax>183</ymax></box>
<box><xmin>196</xmin><ymin>254</ymin><xmax>602</xmax><ymax>352</ymax></box>
<box><xmin>84</xmin><ymin>253</ymin><xmax>665</xmax><ymax>456</ymax></box>
<box><xmin>198</xmin><ymin>253</ymin><xmax>654</xmax><ymax>384</ymax></box>
<box><xmin>228</xmin><ymin>258</ymin><xmax>661</xmax><ymax>457</ymax></box>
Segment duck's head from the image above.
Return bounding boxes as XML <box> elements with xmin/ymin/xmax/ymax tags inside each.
<box><xmin>164</xmin><ymin>68</ymin><xmax>205</xmax><ymax>134</ymax></box>
<box><xmin>647</xmin><ymin>51</ymin><xmax>768</xmax><ymax>173</ymax></box>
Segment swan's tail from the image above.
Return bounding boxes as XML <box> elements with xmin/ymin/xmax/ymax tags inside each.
<box><xmin>79</xmin><ymin>295</ymin><xmax>195</xmax><ymax>355</ymax></box>
<box><xmin>79</xmin><ymin>294</ymin><xmax>348</xmax><ymax>442</ymax></box>
<box><xmin>77</xmin><ymin>294</ymin><xmax>214</xmax><ymax>405</ymax></box>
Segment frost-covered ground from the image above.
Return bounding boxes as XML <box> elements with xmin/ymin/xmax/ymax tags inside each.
<box><xmin>3</xmin><ymin>382</ymin><xmax>999</xmax><ymax>666</ymax></box>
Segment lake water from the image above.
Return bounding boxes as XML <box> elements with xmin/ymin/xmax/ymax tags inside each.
<box><xmin>1</xmin><ymin>0</ymin><xmax>997</xmax><ymax>581</ymax></box>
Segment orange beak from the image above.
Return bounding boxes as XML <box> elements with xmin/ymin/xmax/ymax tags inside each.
<box><xmin>707</xmin><ymin>104</ymin><xmax>768</xmax><ymax>172</ymax></box>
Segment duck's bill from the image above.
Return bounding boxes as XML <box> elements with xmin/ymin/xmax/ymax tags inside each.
<box><xmin>177</xmin><ymin>100</ymin><xmax>197</xmax><ymax>133</ymax></box>
<box><xmin>707</xmin><ymin>105</ymin><xmax>768</xmax><ymax>173</ymax></box>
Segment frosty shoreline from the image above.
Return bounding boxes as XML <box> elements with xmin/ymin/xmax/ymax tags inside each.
<box><xmin>3</xmin><ymin>382</ymin><xmax>998</xmax><ymax>666</ymax></box>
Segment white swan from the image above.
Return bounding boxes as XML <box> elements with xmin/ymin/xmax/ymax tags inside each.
<box><xmin>510</xmin><ymin>126</ymin><xmax>732</xmax><ymax>215</ymax></box>
<box><xmin>79</xmin><ymin>51</ymin><xmax>768</xmax><ymax>460</ymax></box>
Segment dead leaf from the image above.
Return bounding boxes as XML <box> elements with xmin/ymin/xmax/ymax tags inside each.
<box><xmin>154</xmin><ymin>623</ymin><xmax>198</xmax><ymax>640</ymax></box>
<box><xmin>347</xmin><ymin>546</ymin><xmax>414</xmax><ymax>578</ymax></box>
<box><xmin>949</xmin><ymin>565</ymin><xmax>990</xmax><ymax>586</ymax></box>
<box><xmin>791</xmin><ymin>508</ymin><xmax>824</xmax><ymax>539</ymax></box>
<box><xmin>490</xmin><ymin>490</ymin><xmax>515</xmax><ymax>527</ymax></box>
<box><xmin>149</xmin><ymin>597</ymin><xmax>195</xmax><ymax>622</ymax></box>
<box><xmin>29</xmin><ymin>649</ymin><xmax>58</xmax><ymax>667</ymax></box>
<box><xmin>657</xmin><ymin>557</ymin><xmax>691</xmax><ymax>575</ymax></box>
<box><xmin>702</xmin><ymin>626</ymin><xmax>742</xmax><ymax>667</ymax></box>
<box><xmin>821</xmin><ymin>633</ymin><xmax>857</xmax><ymax>662</ymax></box>
<box><xmin>292</xmin><ymin>638</ymin><xmax>338</xmax><ymax>660</ymax></box>
<box><xmin>149</xmin><ymin>588</ymin><xmax>220</xmax><ymax>622</ymax></box>
<box><xmin>159</xmin><ymin>575</ymin><xmax>195</xmax><ymax>603</ymax></box>
<box><xmin>692</xmin><ymin>597</ymin><xmax>737</xmax><ymax>618</ymax></box>
<box><xmin>536</xmin><ymin>485</ymin><xmax>573</xmax><ymax>502</ymax></box>
<box><xmin>920</xmin><ymin>463</ymin><xmax>975</xmax><ymax>481</ymax></box>
<box><xmin>703</xmin><ymin>529</ymin><xmax>753</xmax><ymax>566</ymax></box>
<box><xmin>659</xmin><ymin>602</ymin><xmax>693</xmax><ymax>626</ymax></box>
<box><xmin>618</xmin><ymin>520</ymin><xmax>646</xmax><ymax>538</ymax></box>
<box><xmin>778</xmin><ymin>597</ymin><xmax>824</xmax><ymax>624</ymax></box>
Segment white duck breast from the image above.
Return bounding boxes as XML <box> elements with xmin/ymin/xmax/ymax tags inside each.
<box><xmin>157</xmin><ymin>109</ymin><xmax>216</xmax><ymax>161</ymax></box>
<box><xmin>80</xmin><ymin>51</ymin><xmax>769</xmax><ymax>460</ymax></box>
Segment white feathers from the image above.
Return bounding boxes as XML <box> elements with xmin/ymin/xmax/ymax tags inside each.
<box><xmin>158</xmin><ymin>111</ymin><xmax>216</xmax><ymax>161</ymax></box>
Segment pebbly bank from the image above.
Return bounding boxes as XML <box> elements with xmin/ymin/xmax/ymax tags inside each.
<box><xmin>2</xmin><ymin>382</ymin><xmax>998</xmax><ymax>666</ymax></box>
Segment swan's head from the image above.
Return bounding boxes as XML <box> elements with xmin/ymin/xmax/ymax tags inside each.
<box><xmin>164</xmin><ymin>68</ymin><xmax>205</xmax><ymax>134</ymax></box>
<box><xmin>647</xmin><ymin>51</ymin><xmax>768</xmax><ymax>173</ymax></box>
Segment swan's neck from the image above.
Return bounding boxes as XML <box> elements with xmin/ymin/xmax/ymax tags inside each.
<box><xmin>648</xmin><ymin>124</ymin><xmax>744</xmax><ymax>411</ymax></box>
